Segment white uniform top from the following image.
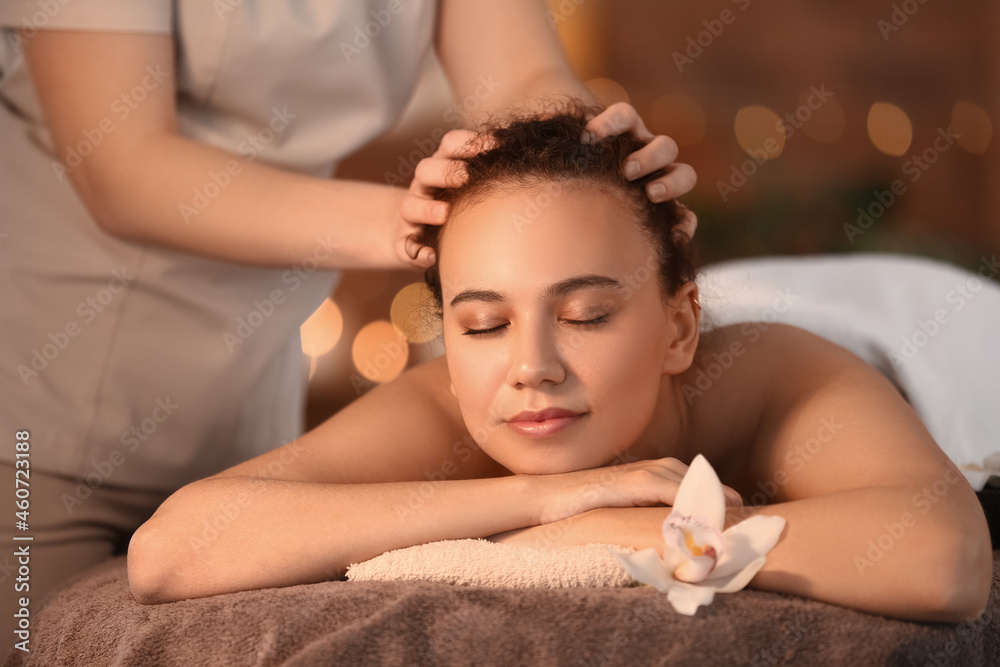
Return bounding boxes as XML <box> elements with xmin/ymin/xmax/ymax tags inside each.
<box><xmin>0</xmin><ymin>0</ymin><xmax>437</xmax><ymax>491</ymax></box>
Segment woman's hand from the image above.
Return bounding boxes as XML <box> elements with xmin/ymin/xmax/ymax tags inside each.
<box><xmin>395</xmin><ymin>129</ymin><xmax>495</xmax><ymax>268</ymax></box>
<box><xmin>584</xmin><ymin>102</ymin><xmax>699</xmax><ymax>241</ymax></box>
<box><xmin>532</xmin><ymin>456</ymin><xmax>743</xmax><ymax>526</ymax></box>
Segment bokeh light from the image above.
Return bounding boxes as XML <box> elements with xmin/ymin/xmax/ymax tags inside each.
<box><xmin>734</xmin><ymin>106</ymin><xmax>785</xmax><ymax>159</ymax></box>
<box><xmin>867</xmin><ymin>102</ymin><xmax>913</xmax><ymax>156</ymax></box>
<box><xmin>390</xmin><ymin>282</ymin><xmax>442</xmax><ymax>343</ymax></box>
<box><xmin>648</xmin><ymin>94</ymin><xmax>707</xmax><ymax>146</ymax></box>
<box><xmin>951</xmin><ymin>100</ymin><xmax>993</xmax><ymax>155</ymax></box>
<box><xmin>351</xmin><ymin>320</ymin><xmax>409</xmax><ymax>383</ymax></box>
<box><xmin>300</xmin><ymin>298</ymin><xmax>343</xmax><ymax>358</ymax></box>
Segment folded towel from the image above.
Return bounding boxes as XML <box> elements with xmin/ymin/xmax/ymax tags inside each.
<box><xmin>697</xmin><ymin>252</ymin><xmax>1000</xmax><ymax>490</ymax></box>
<box><xmin>346</xmin><ymin>539</ymin><xmax>640</xmax><ymax>588</ymax></box>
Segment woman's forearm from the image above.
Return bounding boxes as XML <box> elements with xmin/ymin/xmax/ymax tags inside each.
<box><xmin>90</xmin><ymin>133</ymin><xmax>408</xmax><ymax>270</ymax></box>
<box><xmin>490</xmin><ymin>487</ymin><xmax>992</xmax><ymax>623</ymax></box>
<box><xmin>487</xmin><ymin>506</ymin><xmax>667</xmax><ymax>552</ymax></box>
<box><xmin>734</xmin><ymin>486</ymin><xmax>992</xmax><ymax>623</ymax></box>
<box><xmin>128</xmin><ymin>473</ymin><xmax>539</xmax><ymax>603</ymax></box>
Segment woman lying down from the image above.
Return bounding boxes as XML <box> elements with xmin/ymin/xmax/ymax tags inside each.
<box><xmin>127</xmin><ymin>101</ymin><xmax>993</xmax><ymax>623</ymax></box>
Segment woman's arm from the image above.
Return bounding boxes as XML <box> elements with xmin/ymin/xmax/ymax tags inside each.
<box><xmin>128</xmin><ymin>354</ymin><xmax>733</xmax><ymax>604</ymax></box>
<box><xmin>126</xmin><ymin>358</ymin><xmax>538</xmax><ymax>603</ymax></box>
<box><xmin>129</xmin><ymin>471</ymin><xmax>539</xmax><ymax>604</ymax></box>
<box><xmin>490</xmin><ymin>325</ymin><xmax>994</xmax><ymax>623</ymax></box>
<box><xmin>734</xmin><ymin>324</ymin><xmax>993</xmax><ymax>623</ymax></box>
<box><xmin>494</xmin><ymin>489</ymin><xmax>986</xmax><ymax>623</ymax></box>
<box><xmin>23</xmin><ymin>30</ymin><xmax>411</xmax><ymax>270</ymax></box>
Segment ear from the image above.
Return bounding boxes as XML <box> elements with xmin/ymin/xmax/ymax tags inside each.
<box><xmin>661</xmin><ymin>281</ymin><xmax>700</xmax><ymax>375</ymax></box>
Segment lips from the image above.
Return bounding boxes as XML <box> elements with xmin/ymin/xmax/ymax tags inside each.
<box><xmin>508</xmin><ymin>407</ymin><xmax>585</xmax><ymax>422</ymax></box>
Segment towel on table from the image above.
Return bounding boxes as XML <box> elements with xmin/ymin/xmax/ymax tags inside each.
<box><xmin>9</xmin><ymin>552</ymin><xmax>1000</xmax><ymax>666</ymax></box>
<box><xmin>696</xmin><ymin>252</ymin><xmax>1000</xmax><ymax>490</ymax></box>
<box><xmin>346</xmin><ymin>538</ymin><xmax>639</xmax><ymax>587</ymax></box>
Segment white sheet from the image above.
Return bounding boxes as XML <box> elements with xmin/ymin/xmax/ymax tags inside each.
<box><xmin>697</xmin><ymin>252</ymin><xmax>1000</xmax><ymax>490</ymax></box>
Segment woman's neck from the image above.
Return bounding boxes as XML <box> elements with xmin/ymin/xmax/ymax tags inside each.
<box><xmin>620</xmin><ymin>371</ymin><xmax>699</xmax><ymax>466</ymax></box>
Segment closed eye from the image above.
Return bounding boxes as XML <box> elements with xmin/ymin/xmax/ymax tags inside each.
<box><xmin>461</xmin><ymin>314</ymin><xmax>610</xmax><ymax>337</ymax></box>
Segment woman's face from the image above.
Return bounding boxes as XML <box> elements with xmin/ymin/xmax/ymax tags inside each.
<box><xmin>438</xmin><ymin>180</ymin><xmax>693</xmax><ymax>475</ymax></box>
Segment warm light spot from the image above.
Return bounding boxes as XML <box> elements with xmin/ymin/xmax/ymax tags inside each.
<box><xmin>351</xmin><ymin>320</ymin><xmax>409</xmax><ymax>383</ymax></box>
<box><xmin>799</xmin><ymin>94</ymin><xmax>845</xmax><ymax>143</ymax></box>
<box><xmin>734</xmin><ymin>106</ymin><xmax>785</xmax><ymax>159</ymax></box>
<box><xmin>585</xmin><ymin>78</ymin><xmax>630</xmax><ymax>107</ymax></box>
<box><xmin>300</xmin><ymin>298</ymin><xmax>343</xmax><ymax>358</ymax></box>
<box><xmin>867</xmin><ymin>102</ymin><xmax>913</xmax><ymax>156</ymax></box>
<box><xmin>951</xmin><ymin>101</ymin><xmax>993</xmax><ymax>154</ymax></box>
<box><xmin>649</xmin><ymin>94</ymin><xmax>707</xmax><ymax>146</ymax></box>
<box><xmin>390</xmin><ymin>282</ymin><xmax>442</xmax><ymax>343</ymax></box>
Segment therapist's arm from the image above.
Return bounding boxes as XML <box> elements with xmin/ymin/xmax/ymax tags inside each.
<box><xmin>435</xmin><ymin>0</ymin><xmax>597</xmax><ymax>123</ymax></box>
<box><xmin>22</xmin><ymin>30</ymin><xmax>412</xmax><ymax>270</ymax></box>
<box><xmin>415</xmin><ymin>0</ymin><xmax>698</xmax><ymax>240</ymax></box>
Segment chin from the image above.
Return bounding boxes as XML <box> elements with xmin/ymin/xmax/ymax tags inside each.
<box><xmin>498</xmin><ymin>449</ymin><xmax>612</xmax><ymax>477</ymax></box>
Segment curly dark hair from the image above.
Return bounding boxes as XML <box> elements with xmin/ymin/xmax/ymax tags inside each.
<box><xmin>414</xmin><ymin>100</ymin><xmax>702</xmax><ymax>315</ymax></box>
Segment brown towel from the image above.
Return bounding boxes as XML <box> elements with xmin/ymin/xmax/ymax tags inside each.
<box><xmin>5</xmin><ymin>552</ymin><xmax>999</xmax><ymax>666</ymax></box>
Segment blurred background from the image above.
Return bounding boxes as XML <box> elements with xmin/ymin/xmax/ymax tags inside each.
<box><xmin>301</xmin><ymin>0</ymin><xmax>999</xmax><ymax>429</ymax></box>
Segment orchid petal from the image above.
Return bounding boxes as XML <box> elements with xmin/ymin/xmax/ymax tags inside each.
<box><xmin>610</xmin><ymin>548</ymin><xmax>677</xmax><ymax>593</ymax></box>
<box><xmin>672</xmin><ymin>454</ymin><xmax>725</xmax><ymax>531</ymax></box>
<box><xmin>709</xmin><ymin>515</ymin><xmax>787</xmax><ymax>581</ymax></box>
<box><xmin>673</xmin><ymin>555</ymin><xmax>717</xmax><ymax>583</ymax></box>
<box><xmin>659</xmin><ymin>545</ymin><xmax>688</xmax><ymax>573</ymax></box>
<box><xmin>663</xmin><ymin>512</ymin><xmax>725</xmax><ymax>558</ymax></box>
<box><xmin>666</xmin><ymin>580</ymin><xmax>716</xmax><ymax>616</ymax></box>
<box><xmin>704</xmin><ymin>556</ymin><xmax>768</xmax><ymax>594</ymax></box>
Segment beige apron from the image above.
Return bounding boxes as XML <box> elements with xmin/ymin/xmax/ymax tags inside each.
<box><xmin>0</xmin><ymin>0</ymin><xmax>437</xmax><ymax>491</ymax></box>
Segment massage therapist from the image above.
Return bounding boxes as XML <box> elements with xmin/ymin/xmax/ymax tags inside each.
<box><xmin>0</xmin><ymin>0</ymin><xmax>696</xmax><ymax>655</ymax></box>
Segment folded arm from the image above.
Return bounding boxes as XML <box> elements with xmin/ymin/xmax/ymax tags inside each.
<box><xmin>489</xmin><ymin>482</ymin><xmax>987</xmax><ymax>623</ymax></box>
<box><xmin>491</xmin><ymin>324</ymin><xmax>993</xmax><ymax>623</ymax></box>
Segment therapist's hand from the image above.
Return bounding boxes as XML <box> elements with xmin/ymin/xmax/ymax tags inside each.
<box><xmin>396</xmin><ymin>129</ymin><xmax>495</xmax><ymax>268</ymax></box>
<box><xmin>585</xmin><ymin>102</ymin><xmax>699</xmax><ymax>242</ymax></box>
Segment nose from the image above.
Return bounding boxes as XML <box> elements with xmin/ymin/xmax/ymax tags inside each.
<box><xmin>505</xmin><ymin>319</ymin><xmax>567</xmax><ymax>388</ymax></box>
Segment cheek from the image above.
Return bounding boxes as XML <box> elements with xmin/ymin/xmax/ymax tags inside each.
<box><xmin>573</xmin><ymin>318</ymin><xmax>665</xmax><ymax>424</ymax></box>
<box><xmin>445</xmin><ymin>341</ymin><xmax>501</xmax><ymax>418</ymax></box>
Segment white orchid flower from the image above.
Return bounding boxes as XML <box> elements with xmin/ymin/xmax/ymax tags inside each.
<box><xmin>609</xmin><ymin>453</ymin><xmax>786</xmax><ymax>615</ymax></box>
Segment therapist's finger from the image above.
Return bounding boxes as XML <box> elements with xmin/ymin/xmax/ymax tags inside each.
<box><xmin>584</xmin><ymin>102</ymin><xmax>655</xmax><ymax>144</ymax></box>
<box><xmin>436</xmin><ymin>129</ymin><xmax>497</xmax><ymax>159</ymax></box>
<box><xmin>644</xmin><ymin>163</ymin><xmax>697</xmax><ymax>203</ymax></box>
<box><xmin>622</xmin><ymin>135</ymin><xmax>680</xmax><ymax>181</ymax></box>
<box><xmin>400</xmin><ymin>233</ymin><xmax>436</xmax><ymax>268</ymax></box>
<box><xmin>411</xmin><ymin>157</ymin><xmax>468</xmax><ymax>197</ymax></box>
<box><xmin>401</xmin><ymin>192</ymin><xmax>449</xmax><ymax>226</ymax></box>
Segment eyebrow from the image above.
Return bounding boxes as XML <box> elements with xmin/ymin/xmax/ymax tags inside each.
<box><xmin>448</xmin><ymin>274</ymin><xmax>623</xmax><ymax>308</ymax></box>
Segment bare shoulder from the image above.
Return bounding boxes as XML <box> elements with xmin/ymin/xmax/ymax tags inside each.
<box><xmin>684</xmin><ymin>321</ymin><xmax>877</xmax><ymax>481</ymax></box>
<box><xmin>210</xmin><ymin>355</ymin><xmax>509</xmax><ymax>485</ymax></box>
<box><xmin>680</xmin><ymin>322</ymin><xmax>803</xmax><ymax>478</ymax></box>
<box><xmin>690</xmin><ymin>322</ymin><xmax>953</xmax><ymax>503</ymax></box>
